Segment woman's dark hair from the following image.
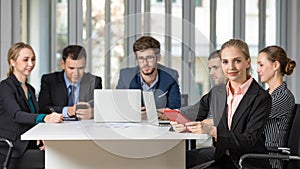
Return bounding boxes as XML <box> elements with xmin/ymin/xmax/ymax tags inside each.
<box><xmin>259</xmin><ymin>46</ymin><xmax>296</xmax><ymax>75</ymax></box>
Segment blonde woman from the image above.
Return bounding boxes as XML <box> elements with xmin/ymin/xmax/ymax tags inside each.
<box><xmin>171</xmin><ymin>39</ymin><xmax>272</xmax><ymax>169</ymax></box>
<box><xmin>0</xmin><ymin>42</ymin><xmax>63</xmax><ymax>168</ymax></box>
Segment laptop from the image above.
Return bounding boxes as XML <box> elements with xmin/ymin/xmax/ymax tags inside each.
<box><xmin>142</xmin><ymin>91</ymin><xmax>170</xmax><ymax>126</ymax></box>
<box><xmin>94</xmin><ymin>89</ymin><xmax>141</xmax><ymax>123</ymax></box>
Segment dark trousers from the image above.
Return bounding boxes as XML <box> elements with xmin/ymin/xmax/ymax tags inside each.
<box><xmin>0</xmin><ymin>149</ymin><xmax>44</xmax><ymax>169</ymax></box>
<box><xmin>187</xmin><ymin>147</ymin><xmax>215</xmax><ymax>168</ymax></box>
<box><xmin>205</xmin><ymin>155</ymin><xmax>237</xmax><ymax>169</ymax></box>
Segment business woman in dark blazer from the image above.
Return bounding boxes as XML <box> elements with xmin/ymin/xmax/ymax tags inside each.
<box><xmin>171</xmin><ymin>39</ymin><xmax>272</xmax><ymax>169</ymax></box>
<box><xmin>0</xmin><ymin>42</ymin><xmax>63</xmax><ymax>168</ymax></box>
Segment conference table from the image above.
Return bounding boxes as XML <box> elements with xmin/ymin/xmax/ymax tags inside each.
<box><xmin>21</xmin><ymin>120</ymin><xmax>209</xmax><ymax>169</ymax></box>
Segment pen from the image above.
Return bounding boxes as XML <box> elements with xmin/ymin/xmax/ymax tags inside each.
<box><xmin>157</xmin><ymin>110</ymin><xmax>164</xmax><ymax>114</ymax></box>
<box><xmin>50</xmin><ymin>107</ymin><xmax>55</xmax><ymax>113</ymax></box>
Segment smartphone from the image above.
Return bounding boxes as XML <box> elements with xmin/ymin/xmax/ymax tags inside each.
<box><xmin>76</xmin><ymin>104</ymin><xmax>88</xmax><ymax>110</ymax></box>
<box><xmin>163</xmin><ymin>109</ymin><xmax>190</xmax><ymax>125</ymax></box>
<box><xmin>63</xmin><ymin>117</ymin><xmax>78</xmax><ymax>121</ymax></box>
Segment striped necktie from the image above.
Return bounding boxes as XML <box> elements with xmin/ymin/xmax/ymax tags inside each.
<box><xmin>68</xmin><ymin>85</ymin><xmax>75</xmax><ymax>106</ymax></box>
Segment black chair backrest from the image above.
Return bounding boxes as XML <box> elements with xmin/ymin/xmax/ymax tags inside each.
<box><xmin>287</xmin><ymin>104</ymin><xmax>300</xmax><ymax>168</ymax></box>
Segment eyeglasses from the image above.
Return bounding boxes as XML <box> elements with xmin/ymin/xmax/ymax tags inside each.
<box><xmin>136</xmin><ymin>55</ymin><xmax>156</xmax><ymax>63</ymax></box>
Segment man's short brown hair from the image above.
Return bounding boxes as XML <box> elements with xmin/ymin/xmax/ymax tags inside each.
<box><xmin>133</xmin><ymin>36</ymin><xmax>160</xmax><ymax>55</ymax></box>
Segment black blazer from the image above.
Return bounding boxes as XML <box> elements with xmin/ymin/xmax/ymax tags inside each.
<box><xmin>38</xmin><ymin>71</ymin><xmax>102</xmax><ymax>114</ymax></box>
<box><xmin>0</xmin><ymin>74</ymin><xmax>39</xmax><ymax>158</ymax></box>
<box><xmin>196</xmin><ymin>79</ymin><xmax>272</xmax><ymax>168</ymax></box>
<box><xmin>116</xmin><ymin>64</ymin><xmax>181</xmax><ymax>109</ymax></box>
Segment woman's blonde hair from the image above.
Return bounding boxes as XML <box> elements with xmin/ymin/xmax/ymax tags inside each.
<box><xmin>220</xmin><ymin>39</ymin><xmax>251</xmax><ymax>76</ymax></box>
<box><xmin>7</xmin><ymin>42</ymin><xmax>35</xmax><ymax>77</ymax></box>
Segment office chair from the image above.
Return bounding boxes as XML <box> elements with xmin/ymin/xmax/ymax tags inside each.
<box><xmin>0</xmin><ymin>139</ymin><xmax>44</xmax><ymax>169</ymax></box>
<box><xmin>0</xmin><ymin>138</ymin><xmax>13</xmax><ymax>169</ymax></box>
<box><xmin>239</xmin><ymin>104</ymin><xmax>300</xmax><ymax>169</ymax></box>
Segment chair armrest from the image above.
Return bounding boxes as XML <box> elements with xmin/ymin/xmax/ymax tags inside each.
<box><xmin>0</xmin><ymin>138</ymin><xmax>14</xmax><ymax>169</ymax></box>
<box><xmin>0</xmin><ymin>138</ymin><xmax>13</xmax><ymax>148</ymax></box>
<box><xmin>190</xmin><ymin>160</ymin><xmax>215</xmax><ymax>169</ymax></box>
<box><xmin>238</xmin><ymin>153</ymin><xmax>300</xmax><ymax>169</ymax></box>
<box><xmin>278</xmin><ymin>147</ymin><xmax>291</xmax><ymax>154</ymax></box>
<box><xmin>267</xmin><ymin>146</ymin><xmax>291</xmax><ymax>154</ymax></box>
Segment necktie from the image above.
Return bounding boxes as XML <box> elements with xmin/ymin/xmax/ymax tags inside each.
<box><xmin>68</xmin><ymin>85</ymin><xmax>75</xmax><ymax>106</ymax></box>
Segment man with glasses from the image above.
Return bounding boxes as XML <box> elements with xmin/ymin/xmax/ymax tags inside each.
<box><xmin>116</xmin><ymin>36</ymin><xmax>181</xmax><ymax>117</ymax></box>
<box><xmin>38</xmin><ymin>45</ymin><xmax>102</xmax><ymax>120</ymax></box>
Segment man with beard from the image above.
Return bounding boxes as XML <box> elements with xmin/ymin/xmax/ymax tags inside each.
<box><xmin>116</xmin><ymin>36</ymin><xmax>181</xmax><ymax>118</ymax></box>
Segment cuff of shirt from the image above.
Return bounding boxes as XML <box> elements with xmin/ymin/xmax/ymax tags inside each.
<box><xmin>62</xmin><ymin>107</ymin><xmax>69</xmax><ymax>117</ymax></box>
<box><xmin>36</xmin><ymin>114</ymin><xmax>46</xmax><ymax>124</ymax></box>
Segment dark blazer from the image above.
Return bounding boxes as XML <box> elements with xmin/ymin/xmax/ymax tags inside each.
<box><xmin>38</xmin><ymin>71</ymin><xmax>102</xmax><ymax>114</ymax></box>
<box><xmin>0</xmin><ymin>74</ymin><xmax>39</xmax><ymax>158</ymax></box>
<box><xmin>196</xmin><ymin>79</ymin><xmax>272</xmax><ymax>168</ymax></box>
<box><xmin>116</xmin><ymin>64</ymin><xmax>181</xmax><ymax>109</ymax></box>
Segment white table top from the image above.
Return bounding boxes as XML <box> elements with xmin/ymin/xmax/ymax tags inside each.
<box><xmin>21</xmin><ymin>120</ymin><xmax>208</xmax><ymax>141</ymax></box>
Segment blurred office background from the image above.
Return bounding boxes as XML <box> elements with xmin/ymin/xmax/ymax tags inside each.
<box><xmin>0</xmin><ymin>0</ymin><xmax>299</xmax><ymax>104</ymax></box>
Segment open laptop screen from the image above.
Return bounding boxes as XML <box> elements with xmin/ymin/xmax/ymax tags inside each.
<box><xmin>143</xmin><ymin>91</ymin><xmax>170</xmax><ymax>126</ymax></box>
<box><xmin>94</xmin><ymin>89</ymin><xmax>141</xmax><ymax>123</ymax></box>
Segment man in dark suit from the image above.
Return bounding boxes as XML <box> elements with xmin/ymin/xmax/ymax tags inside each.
<box><xmin>116</xmin><ymin>36</ymin><xmax>181</xmax><ymax>116</ymax></box>
<box><xmin>38</xmin><ymin>45</ymin><xmax>102</xmax><ymax>120</ymax></box>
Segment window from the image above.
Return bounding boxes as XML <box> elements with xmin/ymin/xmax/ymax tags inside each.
<box><xmin>195</xmin><ymin>0</ymin><xmax>203</xmax><ymax>7</ymax></box>
<box><xmin>10</xmin><ymin>0</ymin><xmax>285</xmax><ymax>101</ymax></box>
<box><xmin>56</xmin><ymin>0</ymin><xmax>68</xmax><ymax>71</ymax></box>
<box><xmin>83</xmin><ymin>0</ymin><xmax>125</xmax><ymax>88</ymax></box>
